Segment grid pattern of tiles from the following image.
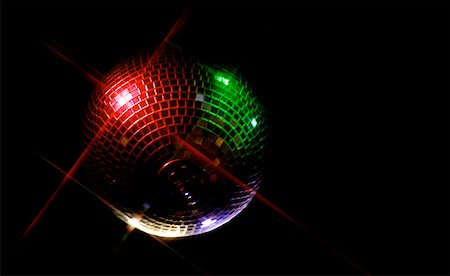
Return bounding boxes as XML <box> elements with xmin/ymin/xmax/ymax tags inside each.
<box><xmin>83</xmin><ymin>47</ymin><xmax>267</xmax><ymax>237</ymax></box>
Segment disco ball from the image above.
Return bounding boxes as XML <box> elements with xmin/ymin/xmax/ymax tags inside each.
<box><xmin>83</xmin><ymin>46</ymin><xmax>267</xmax><ymax>238</ymax></box>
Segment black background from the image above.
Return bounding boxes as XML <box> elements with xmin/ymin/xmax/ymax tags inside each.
<box><xmin>1</xmin><ymin>1</ymin><xmax>449</xmax><ymax>275</ymax></box>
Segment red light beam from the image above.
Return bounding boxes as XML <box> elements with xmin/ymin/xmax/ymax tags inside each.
<box><xmin>16</xmin><ymin>120</ymin><xmax>112</xmax><ymax>247</ymax></box>
<box><xmin>36</xmin><ymin>153</ymin><xmax>208</xmax><ymax>275</ymax></box>
<box><xmin>175</xmin><ymin>136</ymin><xmax>370</xmax><ymax>276</ymax></box>
<box><xmin>18</xmin><ymin>6</ymin><xmax>191</xmax><ymax>246</ymax></box>
<box><xmin>42</xmin><ymin>40</ymin><xmax>105</xmax><ymax>88</ymax></box>
<box><xmin>48</xmin><ymin>38</ymin><xmax>105</xmax><ymax>80</ymax></box>
<box><xmin>33</xmin><ymin>152</ymin><xmax>118</xmax><ymax>211</ymax></box>
<box><xmin>143</xmin><ymin>6</ymin><xmax>191</xmax><ymax>70</ymax></box>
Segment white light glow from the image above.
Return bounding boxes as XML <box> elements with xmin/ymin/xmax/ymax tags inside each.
<box><xmin>127</xmin><ymin>217</ymin><xmax>140</xmax><ymax>228</ymax></box>
<box><xmin>116</xmin><ymin>89</ymin><xmax>133</xmax><ymax>107</ymax></box>
<box><xmin>201</xmin><ymin>218</ymin><xmax>217</xmax><ymax>228</ymax></box>
<box><xmin>251</xmin><ymin>118</ymin><xmax>257</xmax><ymax>127</ymax></box>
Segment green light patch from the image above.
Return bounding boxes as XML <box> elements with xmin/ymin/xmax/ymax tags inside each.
<box><xmin>214</xmin><ymin>74</ymin><xmax>229</xmax><ymax>85</ymax></box>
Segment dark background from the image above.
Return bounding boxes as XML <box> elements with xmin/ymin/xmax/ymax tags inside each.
<box><xmin>1</xmin><ymin>1</ymin><xmax>448</xmax><ymax>275</ymax></box>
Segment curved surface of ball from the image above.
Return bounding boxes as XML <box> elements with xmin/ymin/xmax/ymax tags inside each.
<box><xmin>83</xmin><ymin>47</ymin><xmax>267</xmax><ymax>238</ymax></box>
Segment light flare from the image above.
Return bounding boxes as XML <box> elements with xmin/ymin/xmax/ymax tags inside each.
<box><xmin>42</xmin><ymin>40</ymin><xmax>105</xmax><ymax>88</ymax></box>
<box><xmin>175</xmin><ymin>136</ymin><xmax>370</xmax><ymax>276</ymax></box>
<box><xmin>25</xmin><ymin>7</ymin><xmax>368</xmax><ymax>274</ymax></box>
<box><xmin>17</xmin><ymin>6</ymin><xmax>192</xmax><ymax>245</ymax></box>
<box><xmin>34</xmin><ymin>153</ymin><xmax>207</xmax><ymax>275</ymax></box>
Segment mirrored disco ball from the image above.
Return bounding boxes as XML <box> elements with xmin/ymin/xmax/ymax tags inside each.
<box><xmin>83</xmin><ymin>46</ymin><xmax>267</xmax><ymax>238</ymax></box>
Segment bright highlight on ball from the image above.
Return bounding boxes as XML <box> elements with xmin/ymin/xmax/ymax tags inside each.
<box><xmin>83</xmin><ymin>46</ymin><xmax>268</xmax><ymax>238</ymax></box>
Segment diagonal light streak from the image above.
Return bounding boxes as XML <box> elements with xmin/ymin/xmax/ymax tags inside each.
<box><xmin>16</xmin><ymin>120</ymin><xmax>112</xmax><ymax>247</ymax></box>
<box><xmin>175</xmin><ymin>136</ymin><xmax>370</xmax><ymax>275</ymax></box>
<box><xmin>143</xmin><ymin>6</ymin><xmax>191</xmax><ymax>70</ymax></box>
<box><xmin>35</xmin><ymin>153</ymin><xmax>208</xmax><ymax>275</ymax></box>
<box><xmin>17</xmin><ymin>7</ymin><xmax>191</xmax><ymax>246</ymax></box>
<box><xmin>42</xmin><ymin>40</ymin><xmax>105</xmax><ymax>88</ymax></box>
<box><xmin>17</xmin><ymin>6</ymin><xmax>367</xmax><ymax>275</ymax></box>
<box><xmin>112</xmin><ymin>204</ymin><xmax>150</xmax><ymax>255</ymax></box>
<box><xmin>34</xmin><ymin>152</ymin><xmax>118</xmax><ymax>211</ymax></box>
